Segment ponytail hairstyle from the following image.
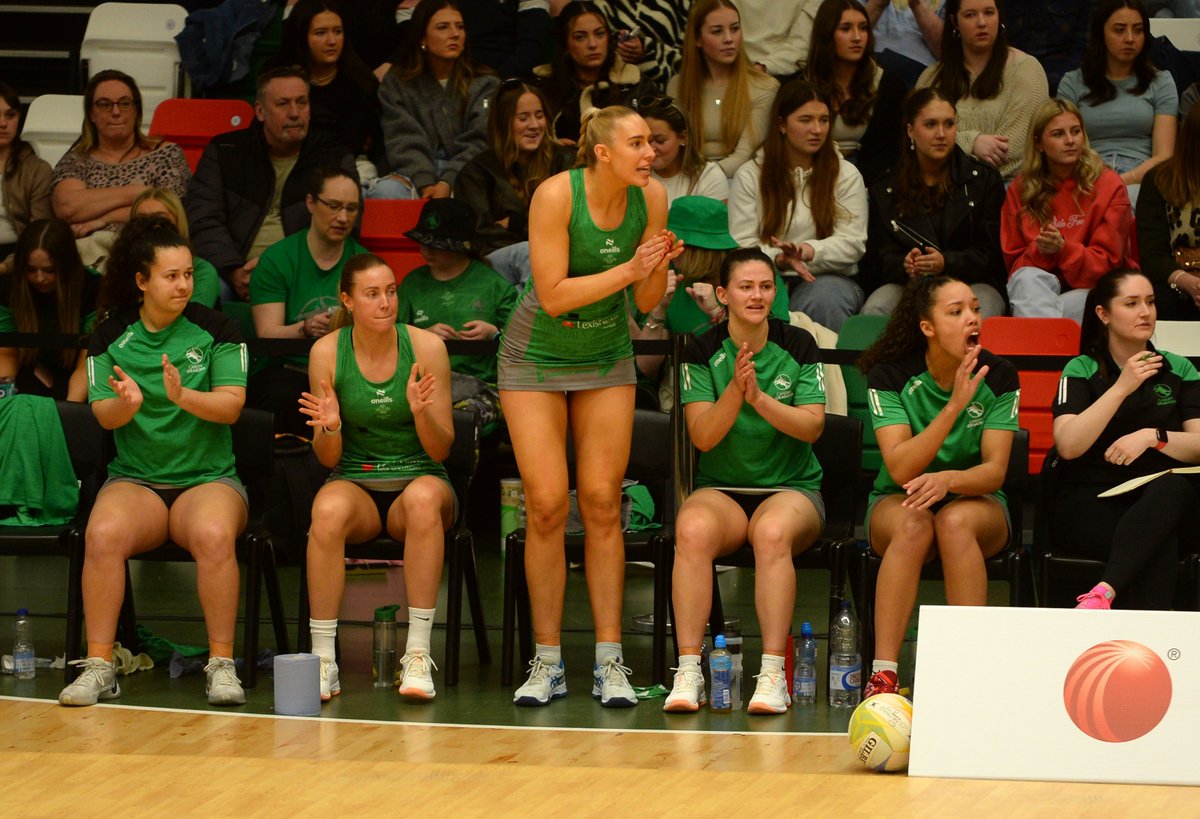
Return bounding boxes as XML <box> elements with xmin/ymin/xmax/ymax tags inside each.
<box><xmin>892</xmin><ymin>87</ymin><xmax>956</xmax><ymax>218</ymax></box>
<box><xmin>9</xmin><ymin>219</ymin><xmax>89</xmax><ymax>371</ymax></box>
<box><xmin>758</xmin><ymin>79</ymin><xmax>842</xmax><ymax>244</ymax></box>
<box><xmin>1079</xmin><ymin>267</ymin><xmax>1150</xmax><ymax>380</ymax></box>
<box><xmin>806</xmin><ymin>0</ymin><xmax>878</xmax><ymax>126</ymax></box>
<box><xmin>576</xmin><ymin>105</ymin><xmax>639</xmax><ymax>168</ymax></box>
<box><xmin>332</xmin><ymin>252</ymin><xmax>393</xmax><ymax>330</ymax></box>
<box><xmin>1017</xmin><ymin>98</ymin><xmax>1104</xmax><ymax>227</ymax></box>
<box><xmin>931</xmin><ymin>0</ymin><xmax>1010</xmax><ymax>103</ymax></box>
<box><xmin>718</xmin><ymin>246</ymin><xmax>774</xmax><ymax>288</ymax></box>
<box><xmin>99</xmin><ymin>215</ymin><xmax>189</xmax><ymax>320</ymax></box>
<box><xmin>487</xmin><ymin>80</ymin><xmax>557</xmax><ymax>203</ymax></box>
<box><xmin>857</xmin><ymin>274</ymin><xmax>960</xmax><ymax>373</ymax></box>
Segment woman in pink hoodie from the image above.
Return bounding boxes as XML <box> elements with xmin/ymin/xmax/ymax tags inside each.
<box><xmin>1001</xmin><ymin>98</ymin><xmax>1136</xmax><ymax>322</ymax></box>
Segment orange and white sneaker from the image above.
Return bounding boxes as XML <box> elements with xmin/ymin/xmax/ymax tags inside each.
<box><xmin>863</xmin><ymin>669</ymin><xmax>900</xmax><ymax>700</ymax></box>
<box><xmin>663</xmin><ymin>664</ymin><xmax>707</xmax><ymax>712</ymax></box>
<box><xmin>747</xmin><ymin>667</ymin><xmax>791</xmax><ymax>715</ymax></box>
<box><xmin>396</xmin><ymin>651</ymin><xmax>437</xmax><ymax>700</ymax></box>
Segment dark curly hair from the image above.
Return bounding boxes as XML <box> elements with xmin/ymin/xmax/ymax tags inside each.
<box><xmin>99</xmin><ymin>215</ymin><xmax>190</xmax><ymax>320</ymax></box>
<box><xmin>857</xmin><ymin>274</ymin><xmax>960</xmax><ymax>373</ymax></box>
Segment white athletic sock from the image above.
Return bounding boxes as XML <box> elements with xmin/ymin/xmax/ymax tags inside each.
<box><xmin>677</xmin><ymin>654</ymin><xmax>701</xmax><ymax>670</ymax></box>
<box><xmin>596</xmin><ymin>641</ymin><xmax>622</xmax><ymax>665</ymax></box>
<box><xmin>309</xmin><ymin>618</ymin><xmax>338</xmax><ymax>662</ymax></box>
<box><xmin>405</xmin><ymin>606</ymin><xmax>436</xmax><ymax>654</ymax></box>
<box><xmin>535</xmin><ymin>643</ymin><xmax>562</xmax><ymax>666</ymax></box>
<box><xmin>760</xmin><ymin>653</ymin><xmax>785</xmax><ymax>675</ymax></box>
<box><xmin>872</xmin><ymin>659</ymin><xmax>899</xmax><ymax>675</ymax></box>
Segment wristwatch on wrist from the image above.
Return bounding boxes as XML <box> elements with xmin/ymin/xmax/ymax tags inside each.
<box><xmin>1155</xmin><ymin>428</ymin><xmax>1169</xmax><ymax>450</ymax></box>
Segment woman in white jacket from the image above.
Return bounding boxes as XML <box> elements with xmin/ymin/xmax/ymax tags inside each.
<box><xmin>729</xmin><ymin>79</ymin><xmax>867</xmax><ymax>331</ymax></box>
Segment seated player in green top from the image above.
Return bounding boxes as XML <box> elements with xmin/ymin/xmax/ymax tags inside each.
<box><xmin>299</xmin><ymin>253</ymin><xmax>456</xmax><ymax>703</ymax></box>
<box><xmin>667</xmin><ymin>249</ymin><xmax>827</xmax><ymax>716</ymax></box>
<box><xmin>59</xmin><ymin>216</ymin><xmax>250</xmax><ymax>708</ymax></box>
<box><xmin>0</xmin><ymin>218</ymin><xmax>98</xmax><ymax>401</ymax></box>
<box><xmin>857</xmin><ymin>275</ymin><xmax>1019</xmax><ymax>700</ymax></box>
<box><xmin>249</xmin><ymin>166</ymin><xmax>367</xmax><ymax>436</ymax></box>
<box><xmin>397</xmin><ymin>198</ymin><xmax>518</xmax><ymax>428</ymax></box>
<box><xmin>129</xmin><ymin>188</ymin><xmax>221</xmax><ymax>308</ymax></box>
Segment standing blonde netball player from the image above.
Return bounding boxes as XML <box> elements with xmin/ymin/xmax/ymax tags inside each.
<box><xmin>498</xmin><ymin>105</ymin><xmax>682</xmax><ymax>708</ymax></box>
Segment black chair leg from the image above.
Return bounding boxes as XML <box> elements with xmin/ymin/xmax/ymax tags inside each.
<box><xmin>64</xmin><ymin>529</ymin><xmax>86</xmax><ymax>683</ymax></box>
<box><xmin>516</xmin><ymin>549</ymin><xmax>534</xmax><ymax>667</ymax></box>
<box><xmin>297</xmin><ymin>559</ymin><xmax>311</xmax><ymax>653</ymax></box>
<box><xmin>708</xmin><ymin>567</ymin><xmax>725</xmax><ymax>641</ymax></box>
<box><xmin>263</xmin><ymin>543</ymin><xmax>290</xmax><ymax>654</ymax></box>
<box><xmin>651</xmin><ymin>534</ymin><xmax>670</xmax><ymax>685</ymax></box>
<box><xmin>242</xmin><ymin>534</ymin><xmax>262</xmax><ymax>688</ymax></box>
<box><xmin>500</xmin><ymin>533</ymin><xmax>519</xmax><ymax>686</ymax></box>
<box><xmin>1037</xmin><ymin>551</ymin><xmax>1052</xmax><ymax>609</ymax></box>
<box><xmin>445</xmin><ymin>532</ymin><xmax>464</xmax><ymax>687</ymax></box>
<box><xmin>462</xmin><ymin>534</ymin><xmax>491</xmax><ymax>664</ymax></box>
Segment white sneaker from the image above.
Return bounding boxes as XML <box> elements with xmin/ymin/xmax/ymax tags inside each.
<box><xmin>747</xmin><ymin>667</ymin><xmax>791</xmax><ymax>715</ymax></box>
<box><xmin>396</xmin><ymin>652</ymin><xmax>437</xmax><ymax>700</ymax></box>
<box><xmin>513</xmin><ymin>656</ymin><xmax>567</xmax><ymax>707</ymax></box>
<box><xmin>592</xmin><ymin>656</ymin><xmax>637</xmax><ymax>708</ymax></box>
<box><xmin>663</xmin><ymin>664</ymin><xmax>706</xmax><ymax>712</ymax></box>
<box><xmin>59</xmin><ymin>657</ymin><xmax>120</xmax><ymax>706</ymax></box>
<box><xmin>204</xmin><ymin>657</ymin><xmax>246</xmax><ymax>706</ymax></box>
<box><xmin>320</xmin><ymin>658</ymin><xmax>341</xmax><ymax>701</ymax></box>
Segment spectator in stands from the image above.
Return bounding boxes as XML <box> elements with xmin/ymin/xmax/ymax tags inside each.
<box><xmin>737</xmin><ymin>0</ymin><xmax>822</xmax><ymax>82</ymax></box>
<box><xmin>397</xmin><ymin>198</ymin><xmax>518</xmax><ymax>427</ymax></box>
<box><xmin>1137</xmin><ymin>103</ymin><xmax>1200</xmax><ymax>319</ymax></box>
<box><xmin>273</xmin><ymin>0</ymin><xmax>386</xmax><ymax>186</ymax></box>
<box><xmin>59</xmin><ymin>216</ymin><xmax>249</xmax><ymax>708</ymax></box>
<box><xmin>1051</xmin><ymin>268</ymin><xmax>1200</xmax><ymax>610</ymax></box>
<box><xmin>533</xmin><ymin>2</ymin><xmax>657</xmax><ymax>144</ymax></box>
<box><xmin>856</xmin><ymin>273</ymin><xmax>1019</xmax><ymax>699</ymax></box>
<box><xmin>806</xmin><ymin>0</ymin><xmax>907</xmax><ymax>187</ymax></box>
<box><xmin>1003</xmin><ymin>98</ymin><xmax>1135</xmax><ymax>322</ymax></box>
<box><xmin>376</xmin><ymin>0</ymin><xmax>499</xmax><ymax>200</ymax></box>
<box><xmin>667</xmin><ymin>0</ymin><xmax>780</xmax><ymax>179</ymax></box>
<box><xmin>454</xmin><ymin>80</ymin><xmax>575</xmax><ymax>288</ymax></box>
<box><xmin>640</xmin><ymin>94</ymin><xmax>729</xmax><ymax>204</ymax></box>
<box><xmin>864</xmin><ymin>88</ymin><xmax>1006</xmax><ymax>317</ymax></box>
<box><xmin>186</xmin><ymin>66</ymin><xmax>354</xmax><ymax>303</ymax></box>
<box><xmin>594</xmin><ymin>0</ymin><xmax>690</xmax><ymax>89</ymax></box>
<box><xmin>729</xmin><ymin>80</ymin><xmax>868</xmax><ymax>331</ymax></box>
<box><xmin>0</xmin><ymin>82</ymin><xmax>52</xmax><ymax>276</ymax></box>
<box><xmin>1003</xmin><ymin>0</ymin><xmax>1094</xmax><ymax>95</ymax></box>
<box><xmin>130</xmin><ymin>188</ymin><xmax>220</xmax><ymax>308</ymax></box>
<box><xmin>458</xmin><ymin>0</ymin><xmax>554</xmax><ymax>79</ymax></box>
<box><xmin>865</xmin><ymin>0</ymin><xmax>946</xmax><ymax>90</ymax></box>
<box><xmin>248</xmin><ymin>166</ymin><xmax>367</xmax><ymax>437</ymax></box>
<box><xmin>1057</xmin><ymin>0</ymin><xmax>1177</xmax><ymax>208</ymax></box>
<box><xmin>0</xmin><ymin>218</ymin><xmax>96</xmax><ymax>401</ymax></box>
<box><xmin>916</xmin><ymin>0</ymin><xmax>1048</xmax><ymax>181</ymax></box>
<box><xmin>51</xmin><ymin>70</ymin><xmax>190</xmax><ymax>266</ymax></box>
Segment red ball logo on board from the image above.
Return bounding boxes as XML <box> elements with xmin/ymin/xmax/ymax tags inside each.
<box><xmin>1062</xmin><ymin>640</ymin><xmax>1172</xmax><ymax>743</ymax></box>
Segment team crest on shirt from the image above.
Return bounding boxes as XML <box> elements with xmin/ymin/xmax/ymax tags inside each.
<box><xmin>966</xmin><ymin>401</ymin><xmax>985</xmax><ymax>428</ymax></box>
<box><xmin>772</xmin><ymin>373</ymin><xmax>793</xmax><ymax>401</ymax></box>
<box><xmin>1155</xmin><ymin>384</ymin><xmax>1175</xmax><ymax>406</ymax></box>
<box><xmin>184</xmin><ymin>346</ymin><xmax>206</xmax><ymax>374</ymax></box>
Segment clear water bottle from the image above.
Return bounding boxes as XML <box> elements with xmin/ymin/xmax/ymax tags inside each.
<box><xmin>793</xmin><ymin>621</ymin><xmax>817</xmax><ymax>706</ymax></box>
<box><xmin>13</xmin><ymin>608</ymin><xmax>35</xmax><ymax>679</ymax></box>
<box><xmin>727</xmin><ymin>628</ymin><xmax>743</xmax><ymax>710</ymax></box>
<box><xmin>828</xmin><ymin>601</ymin><xmax>861</xmax><ymax>709</ymax></box>
<box><xmin>709</xmin><ymin>634</ymin><xmax>732</xmax><ymax>713</ymax></box>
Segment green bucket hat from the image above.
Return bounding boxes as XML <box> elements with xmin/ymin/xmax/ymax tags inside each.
<box><xmin>667</xmin><ymin>195</ymin><xmax>738</xmax><ymax>251</ymax></box>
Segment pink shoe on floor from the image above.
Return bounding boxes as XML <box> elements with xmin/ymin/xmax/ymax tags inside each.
<box><xmin>1075</xmin><ymin>584</ymin><xmax>1114</xmax><ymax>609</ymax></box>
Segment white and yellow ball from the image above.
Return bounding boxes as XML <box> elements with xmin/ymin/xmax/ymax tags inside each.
<box><xmin>848</xmin><ymin>693</ymin><xmax>913</xmax><ymax>772</ymax></box>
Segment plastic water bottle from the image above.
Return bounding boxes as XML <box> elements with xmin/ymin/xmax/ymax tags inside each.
<box><xmin>13</xmin><ymin>609</ymin><xmax>35</xmax><ymax>679</ymax></box>
<box><xmin>709</xmin><ymin>634</ymin><xmax>732</xmax><ymax>713</ymax></box>
<box><xmin>727</xmin><ymin>628</ymin><xmax>743</xmax><ymax>710</ymax></box>
<box><xmin>829</xmin><ymin>601</ymin><xmax>861</xmax><ymax>709</ymax></box>
<box><xmin>794</xmin><ymin>621</ymin><xmax>817</xmax><ymax>706</ymax></box>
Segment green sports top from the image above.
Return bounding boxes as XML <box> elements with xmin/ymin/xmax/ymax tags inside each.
<box><xmin>87</xmin><ymin>303</ymin><xmax>248</xmax><ymax>486</ymax></box>
<box><xmin>866</xmin><ymin>348</ymin><xmax>1020</xmax><ymax>505</ymax></box>
<box><xmin>332</xmin><ymin>324</ymin><xmax>449</xmax><ymax>485</ymax></box>
<box><xmin>680</xmin><ymin>318</ymin><xmax>826</xmax><ymax>492</ymax></box>
<box><xmin>499</xmin><ymin>167</ymin><xmax>646</xmax><ymax>371</ymax></box>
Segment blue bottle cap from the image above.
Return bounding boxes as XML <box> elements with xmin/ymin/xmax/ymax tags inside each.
<box><xmin>714</xmin><ymin>634</ymin><xmax>727</xmax><ymax>648</ymax></box>
<box><xmin>16</xmin><ymin>608</ymin><xmax>28</xmax><ymax>616</ymax></box>
<box><xmin>801</xmin><ymin>622</ymin><xmax>813</xmax><ymax>637</ymax></box>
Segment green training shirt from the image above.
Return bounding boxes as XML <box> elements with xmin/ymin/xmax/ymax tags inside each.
<box><xmin>397</xmin><ymin>259</ymin><xmax>518</xmax><ymax>384</ymax></box>
<box><xmin>680</xmin><ymin>318</ymin><xmax>826</xmax><ymax>492</ymax></box>
<box><xmin>867</xmin><ymin>348</ymin><xmax>1020</xmax><ymax>504</ymax></box>
<box><xmin>88</xmin><ymin>303</ymin><xmax>248</xmax><ymax>486</ymax></box>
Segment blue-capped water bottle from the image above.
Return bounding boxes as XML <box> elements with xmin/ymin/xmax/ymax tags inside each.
<box><xmin>828</xmin><ymin>601</ymin><xmax>861</xmax><ymax>708</ymax></box>
<box><xmin>793</xmin><ymin>621</ymin><xmax>817</xmax><ymax>706</ymax></box>
<box><xmin>709</xmin><ymin>634</ymin><xmax>732</xmax><ymax>713</ymax></box>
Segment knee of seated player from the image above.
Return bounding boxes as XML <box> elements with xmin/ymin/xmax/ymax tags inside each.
<box><xmin>879</xmin><ymin>510</ymin><xmax>936</xmax><ymax>558</ymax></box>
<box><xmin>183</xmin><ymin>518</ymin><xmax>239</xmax><ymax>565</ymax></box>
<box><xmin>85</xmin><ymin>511</ymin><xmax>147</xmax><ymax>561</ymax></box>
<box><xmin>750</xmin><ymin>516</ymin><xmax>798</xmax><ymax>564</ymax></box>
<box><xmin>932</xmin><ymin>502</ymin><xmax>992</xmax><ymax>557</ymax></box>
<box><xmin>673</xmin><ymin>508</ymin><xmax>726</xmax><ymax>560</ymax></box>
<box><xmin>308</xmin><ymin>491</ymin><xmax>358</xmax><ymax>544</ymax></box>
<box><xmin>398</xmin><ymin>479</ymin><xmax>448</xmax><ymax>528</ymax></box>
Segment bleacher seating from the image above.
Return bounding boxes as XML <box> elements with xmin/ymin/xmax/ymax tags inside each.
<box><xmin>79</xmin><ymin>2</ymin><xmax>188</xmax><ymax>123</ymax></box>
<box><xmin>1150</xmin><ymin>17</ymin><xmax>1200</xmax><ymax>51</ymax></box>
<box><xmin>148</xmin><ymin>97</ymin><xmax>254</xmax><ymax>172</ymax></box>
<box><xmin>21</xmin><ymin>94</ymin><xmax>85</xmax><ymax>167</ymax></box>
<box><xmin>359</xmin><ymin>199</ymin><xmax>430</xmax><ymax>282</ymax></box>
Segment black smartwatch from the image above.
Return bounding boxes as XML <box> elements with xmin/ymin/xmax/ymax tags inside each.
<box><xmin>1155</xmin><ymin>428</ymin><xmax>1169</xmax><ymax>450</ymax></box>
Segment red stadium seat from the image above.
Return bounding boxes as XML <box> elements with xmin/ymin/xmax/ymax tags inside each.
<box><xmin>359</xmin><ymin>198</ymin><xmax>428</xmax><ymax>253</ymax></box>
<box><xmin>148</xmin><ymin>98</ymin><xmax>254</xmax><ymax>172</ymax></box>
<box><xmin>376</xmin><ymin>250</ymin><xmax>425</xmax><ymax>283</ymax></box>
<box><xmin>980</xmin><ymin>316</ymin><xmax>1080</xmax><ymax>474</ymax></box>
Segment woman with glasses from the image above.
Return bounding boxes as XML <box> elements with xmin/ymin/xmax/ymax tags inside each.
<box><xmin>804</xmin><ymin>0</ymin><xmax>906</xmax><ymax>188</ymax></box>
<box><xmin>532</xmin><ymin>2</ymin><xmax>657</xmax><ymax>144</ymax></box>
<box><xmin>247</xmin><ymin>166</ymin><xmax>368</xmax><ymax>436</ymax></box>
<box><xmin>454</xmin><ymin>80</ymin><xmax>575</xmax><ymax>288</ymax></box>
<box><xmin>50</xmin><ymin>70</ymin><xmax>190</xmax><ymax>265</ymax></box>
<box><xmin>377</xmin><ymin>0</ymin><xmax>499</xmax><ymax>200</ymax></box>
<box><xmin>667</xmin><ymin>0</ymin><xmax>780</xmax><ymax>179</ymax></box>
<box><xmin>639</xmin><ymin>95</ymin><xmax>728</xmax><ymax>204</ymax></box>
<box><xmin>0</xmin><ymin>82</ymin><xmax>53</xmax><ymax>276</ymax></box>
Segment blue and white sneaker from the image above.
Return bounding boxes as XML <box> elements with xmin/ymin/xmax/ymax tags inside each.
<box><xmin>592</xmin><ymin>656</ymin><xmax>637</xmax><ymax>708</ymax></box>
<box><xmin>513</xmin><ymin>656</ymin><xmax>567</xmax><ymax>706</ymax></box>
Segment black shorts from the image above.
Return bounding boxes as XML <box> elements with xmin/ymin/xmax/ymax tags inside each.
<box><xmin>364</xmin><ymin>487</ymin><xmax>404</xmax><ymax>526</ymax></box>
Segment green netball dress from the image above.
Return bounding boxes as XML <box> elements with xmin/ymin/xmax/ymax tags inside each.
<box><xmin>331</xmin><ymin>325</ymin><xmax>449</xmax><ymax>488</ymax></box>
<box><xmin>497</xmin><ymin>167</ymin><xmax>646</xmax><ymax>390</ymax></box>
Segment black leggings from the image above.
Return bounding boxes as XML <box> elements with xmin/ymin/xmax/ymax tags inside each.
<box><xmin>1053</xmin><ymin>474</ymin><xmax>1198</xmax><ymax>609</ymax></box>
